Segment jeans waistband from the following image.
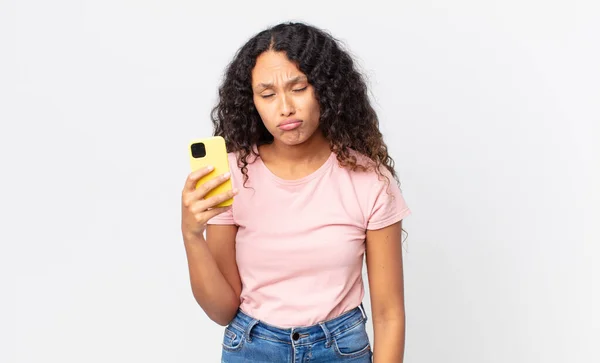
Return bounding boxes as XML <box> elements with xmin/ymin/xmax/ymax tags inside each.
<box><xmin>227</xmin><ymin>303</ymin><xmax>368</xmax><ymax>347</ymax></box>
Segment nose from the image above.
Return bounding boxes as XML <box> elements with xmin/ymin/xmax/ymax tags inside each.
<box><xmin>279</xmin><ymin>94</ymin><xmax>295</xmax><ymax>117</ymax></box>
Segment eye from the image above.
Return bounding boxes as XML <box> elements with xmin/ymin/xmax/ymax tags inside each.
<box><xmin>292</xmin><ymin>87</ymin><xmax>307</xmax><ymax>92</ymax></box>
<box><xmin>260</xmin><ymin>94</ymin><xmax>275</xmax><ymax>98</ymax></box>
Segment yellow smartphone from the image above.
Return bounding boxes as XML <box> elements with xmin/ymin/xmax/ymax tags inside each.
<box><xmin>188</xmin><ymin>136</ymin><xmax>233</xmax><ymax>207</ymax></box>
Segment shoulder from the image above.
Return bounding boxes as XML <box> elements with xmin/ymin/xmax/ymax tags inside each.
<box><xmin>331</xmin><ymin>148</ymin><xmax>400</xmax><ymax>202</ymax></box>
<box><xmin>225</xmin><ymin>148</ymin><xmax>262</xmax><ymax>180</ymax></box>
<box><xmin>331</xmin><ymin>149</ymin><xmax>410</xmax><ymax>227</ymax></box>
<box><xmin>338</xmin><ymin>148</ymin><xmax>403</xmax><ymax>204</ymax></box>
<box><xmin>226</xmin><ymin>151</ymin><xmax>238</xmax><ymax>168</ymax></box>
<box><xmin>226</xmin><ymin>148</ymin><xmax>259</xmax><ymax>166</ymax></box>
<box><xmin>340</xmin><ymin>148</ymin><xmax>394</xmax><ymax>184</ymax></box>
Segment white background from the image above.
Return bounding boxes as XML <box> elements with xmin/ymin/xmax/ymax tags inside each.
<box><xmin>2</xmin><ymin>0</ymin><xmax>599</xmax><ymax>362</ymax></box>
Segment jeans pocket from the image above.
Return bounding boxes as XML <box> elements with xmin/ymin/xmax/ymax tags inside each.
<box><xmin>332</xmin><ymin>320</ymin><xmax>372</xmax><ymax>359</ymax></box>
<box><xmin>222</xmin><ymin>322</ymin><xmax>246</xmax><ymax>352</ymax></box>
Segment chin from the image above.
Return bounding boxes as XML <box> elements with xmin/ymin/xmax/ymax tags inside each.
<box><xmin>270</xmin><ymin>125</ymin><xmax>322</xmax><ymax>146</ymax></box>
<box><xmin>279</xmin><ymin>138</ymin><xmax>306</xmax><ymax>146</ymax></box>
<box><xmin>280</xmin><ymin>131</ymin><xmax>316</xmax><ymax>146</ymax></box>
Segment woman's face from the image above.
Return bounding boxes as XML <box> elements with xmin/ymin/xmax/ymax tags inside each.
<box><xmin>251</xmin><ymin>50</ymin><xmax>322</xmax><ymax>146</ymax></box>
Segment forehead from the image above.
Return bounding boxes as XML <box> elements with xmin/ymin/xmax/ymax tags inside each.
<box><xmin>251</xmin><ymin>51</ymin><xmax>304</xmax><ymax>83</ymax></box>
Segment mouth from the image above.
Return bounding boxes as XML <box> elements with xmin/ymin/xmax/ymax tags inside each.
<box><xmin>278</xmin><ymin>119</ymin><xmax>303</xmax><ymax>131</ymax></box>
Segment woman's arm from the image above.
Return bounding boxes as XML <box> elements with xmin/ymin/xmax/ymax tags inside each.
<box><xmin>180</xmin><ymin>168</ymin><xmax>241</xmax><ymax>326</ymax></box>
<box><xmin>365</xmin><ymin>220</ymin><xmax>406</xmax><ymax>363</ymax></box>
<box><xmin>182</xmin><ymin>224</ymin><xmax>241</xmax><ymax>326</ymax></box>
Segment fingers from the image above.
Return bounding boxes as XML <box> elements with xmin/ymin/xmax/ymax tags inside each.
<box><xmin>189</xmin><ymin>187</ymin><xmax>238</xmax><ymax>214</ymax></box>
<box><xmin>182</xmin><ymin>168</ymin><xmax>237</xmax><ymax>229</ymax></box>
<box><xmin>192</xmin><ymin>171</ymin><xmax>232</xmax><ymax>200</ymax></box>
<box><xmin>184</xmin><ymin>205</ymin><xmax>231</xmax><ymax>236</ymax></box>
<box><xmin>183</xmin><ymin>165</ymin><xmax>215</xmax><ymax>192</ymax></box>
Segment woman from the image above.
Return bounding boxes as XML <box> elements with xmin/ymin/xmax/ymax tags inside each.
<box><xmin>181</xmin><ymin>22</ymin><xmax>411</xmax><ymax>362</ymax></box>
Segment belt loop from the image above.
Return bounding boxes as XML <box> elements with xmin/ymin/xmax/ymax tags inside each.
<box><xmin>318</xmin><ymin>322</ymin><xmax>332</xmax><ymax>348</ymax></box>
<box><xmin>358</xmin><ymin>303</ymin><xmax>368</xmax><ymax>322</ymax></box>
<box><xmin>245</xmin><ymin>319</ymin><xmax>259</xmax><ymax>343</ymax></box>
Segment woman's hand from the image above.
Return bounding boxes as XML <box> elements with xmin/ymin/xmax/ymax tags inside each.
<box><xmin>181</xmin><ymin>166</ymin><xmax>238</xmax><ymax>239</ymax></box>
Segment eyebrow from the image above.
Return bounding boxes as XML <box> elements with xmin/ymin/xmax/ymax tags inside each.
<box><xmin>255</xmin><ymin>76</ymin><xmax>308</xmax><ymax>91</ymax></box>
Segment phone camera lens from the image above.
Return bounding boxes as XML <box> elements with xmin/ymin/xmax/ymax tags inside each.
<box><xmin>191</xmin><ymin>143</ymin><xmax>206</xmax><ymax>158</ymax></box>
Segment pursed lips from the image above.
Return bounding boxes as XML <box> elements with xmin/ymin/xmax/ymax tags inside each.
<box><xmin>278</xmin><ymin>119</ymin><xmax>303</xmax><ymax>131</ymax></box>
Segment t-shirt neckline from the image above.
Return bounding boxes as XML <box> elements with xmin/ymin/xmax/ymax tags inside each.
<box><xmin>255</xmin><ymin>146</ymin><xmax>336</xmax><ymax>186</ymax></box>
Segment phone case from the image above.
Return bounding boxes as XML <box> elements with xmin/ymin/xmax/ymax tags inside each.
<box><xmin>188</xmin><ymin>136</ymin><xmax>233</xmax><ymax>207</ymax></box>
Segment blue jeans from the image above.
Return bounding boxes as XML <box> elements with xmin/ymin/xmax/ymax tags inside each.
<box><xmin>221</xmin><ymin>304</ymin><xmax>373</xmax><ymax>362</ymax></box>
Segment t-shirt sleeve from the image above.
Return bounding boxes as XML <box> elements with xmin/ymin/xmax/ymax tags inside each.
<box><xmin>366</xmin><ymin>169</ymin><xmax>411</xmax><ymax>230</ymax></box>
<box><xmin>206</xmin><ymin>207</ymin><xmax>235</xmax><ymax>225</ymax></box>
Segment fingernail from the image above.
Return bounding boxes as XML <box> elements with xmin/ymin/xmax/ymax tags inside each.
<box><xmin>207</xmin><ymin>165</ymin><xmax>214</xmax><ymax>171</ymax></box>
<box><xmin>223</xmin><ymin>172</ymin><xmax>231</xmax><ymax>178</ymax></box>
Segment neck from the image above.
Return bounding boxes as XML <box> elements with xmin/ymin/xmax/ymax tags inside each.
<box><xmin>268</xmin><ymin>132</ymin><xmax>330</xmax><ymax>163</ymax></box>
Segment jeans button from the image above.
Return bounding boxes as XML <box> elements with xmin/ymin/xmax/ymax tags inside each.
<box><xmin>292</xmin><ymin>332</ymin><xmax>300</xmax><ymax>340</ymax></box>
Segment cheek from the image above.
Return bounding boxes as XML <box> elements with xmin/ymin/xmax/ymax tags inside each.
<box><xmin>254</xmin><ymin>100</ymin><xmax>276</xmax><ymax>127</ymax></box>
<box><xmin>307</xmin><ymin>99</ymin><xmax>321</xmax><ymax>120</ymax></box>
<box><xmin>304</xmin><ymin>91</ymin><xmax>320</xmax><ymax>117</ymax></box>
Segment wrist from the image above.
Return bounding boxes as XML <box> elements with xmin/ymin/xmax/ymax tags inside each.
<box><xmin>182</xmin><ymin>229</ymin><xmax>206</xmax><ymax>244</ymax></box>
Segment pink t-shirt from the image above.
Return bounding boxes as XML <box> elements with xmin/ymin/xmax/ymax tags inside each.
<box><xmin>207</xmin><ymin>149</ymin><xmax>411</xmax><ymax>328</ymax></box>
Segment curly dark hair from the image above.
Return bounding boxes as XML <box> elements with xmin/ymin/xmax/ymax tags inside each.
<box><xmin>211</xmin><ymin>22</ymin><xmax>399</xmax><ymax>187</ymax></box>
